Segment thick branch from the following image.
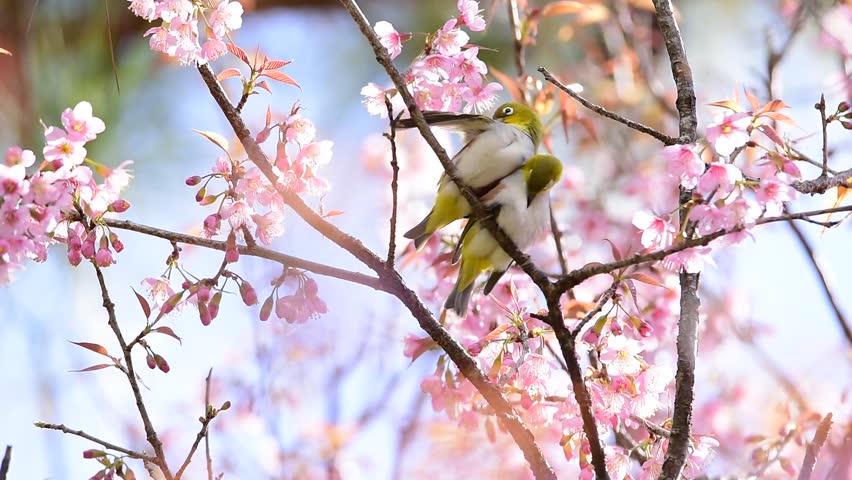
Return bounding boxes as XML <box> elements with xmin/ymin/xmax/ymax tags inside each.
<box><xmin>35</xmin><ymin>423</ymin><xmax>156</xmax><ymax>463</ymax></box>
<box><xmin>93</xmin><ymin>264</ymin><xmax>173</xmax><ymax>479</ymax></box>
<box><xmin>792</xmin><ymin>167</ymin><xmax>852</xmax><ymax>195</ymax></box>
<box><xmin>195</xmin><ymin>57</ymin><xmax>556</xmax><ymax>479</ymax></box>
<box><xmin>798</xmin><ymin>413</ymin><xmax>833</xmax><ymax>480</ymax></box>
<box><xmin>651</xmin><ymin>1</ymin><xmax>699</xmax><ymax>478</ymax></box>
<box><xmin>103</xmin><ymin>218</ymin><xmax>387</xmax><ymax>292</ymax></box>
<box><xmin>547</xmin><ymin>295</ymin><xmax>610</xmax><ymax>479</ymax></box>
<box><xmin>539</xmin><ymin>67</ymin><xmax>679</xmax><ymax>145</ymax></box>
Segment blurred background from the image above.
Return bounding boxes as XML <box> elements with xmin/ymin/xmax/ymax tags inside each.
<box><xmin>0</xmin><ymin>0</ymin><xmax>850</xmax><ymax>478</ymax></box>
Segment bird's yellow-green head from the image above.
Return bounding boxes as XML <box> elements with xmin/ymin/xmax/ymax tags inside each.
<box><xmin>492</xmin><ymin>102</ymin><xmax>543</xmax><ymax>148</ymax></box>
<box><xmin>523</xmin><ymin>154</ymin><xmax>563</xmax><ymax>199</ymax></box>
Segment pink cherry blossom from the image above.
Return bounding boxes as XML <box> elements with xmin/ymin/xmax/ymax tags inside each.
<box><xmin>201</xmin><ymin>37</ymin><xmax>228</xmax><ymax>63</ymax></box>
<box><xmin>662</xmin><ymin>144</ymin><xmax>705</xmax><ymax>189</ymax></box>
<box><xmin>251</xmin><ymin>210</ymin><xmax>284</xmax><ymax>245</ymax></box>
<box><xmin>706</xmin><ymin>111</ymin><xmax>752</xmax><ymax>156</ymax></box>
<box><xmin>61</xmin><ymin>101</ymin><xmax>106</xmax><ymax>142</ymax></box>
<box><xmin>128</xmin><ymin>0</ymin><xmax>158</xmax><ymax>21</ymax></box>
<box><xmin>221</xmin><ymin>199</ymin><xmax>253</xmax><ymax>229</ymax></box>
<box><xmin>661</xmin><ymin>246</ymin><xmax>715</xmax><ymax>273</ymax></box>
<box><xmin>43</xmin><ymin>127</ymin><xmax>87</xmax><ymax>166</ymax></box>
<box><xmin>599</xmin><ymin>335</ymin><xmax>644</xmax><ymax>376</ymax></box>
<box><xmin>285</xmin><ymin>115</ymin><xmax>316</xmax><ymax>145</ymax></box>
<box><xmin>457</xmin><ymin>0</ymin><xmax>486</xmax><ymax>31</ymax></box>
<box><xmin>433</xmin><ymin>19</ymin><xmax>469</xmax><ymax>56</ymax></box>
<box><xmin>697</xmin><ymin>161</ymin><xmax>743</xmax><ymax>196</ymax></box>
<box><xmin>755</xmin><ymin>173</ymin><xmax>797</xmax><ymax>213</ymax></box>
<box><xmin>374</xmin><ymin>21</ymin><xmax>405</xmax><ymax>60</ymax></box>
<box><xmin>208</xmin><ymin>0</ymin><xmax>244</xmax><ymax>38</ymax></box>
<box><xmin>6</xmin><ymin>146</ymin><xmax>36</xmax><ymax>167</ymax></box>
<box><xmin>462</xmin><ymin>79</ymin><xmax>502</xmax><ymax>113</ymax></box>
<box><xmin>360</xmin><ymin>83</ymin><xmax>390</xmax><ymax>117</ymax></box>
<box><xmin>632</xmin><ymin>211</ymin><xmax>676</xmax><ymax>250</ymax></box>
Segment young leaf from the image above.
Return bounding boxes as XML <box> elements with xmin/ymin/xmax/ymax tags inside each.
<box><xmin>262</xmin><ymin>70</ymin><xmax>300</xmax><ymax>89</ymax></box>
<box><xmin>226</xmin><ymin>43</ymin><xmax>249</xmax><ymax>64</ymax></box>
<box><xmin>216</xmin><ymin>68</ymin><xmax>242</xmax><ymax>81</ymax></box>
<box><xmin>131</xmin><ymin>287</ymin><xmax>151</xmax><ymax>319</ymax></box>
<box><xmin>70</xmin><ymin>341</ymin><xmax>110</xmax><ymax>357</ymax></box>
<box><xmin>604</xmin><ymin>239</ymin><xmax>623</xmax><ymax>261</ymax></box>
<box><xmin>628</xmin><ymin>272</ymin><xmax>670</xmax><ymax>289</ymax></box>
<box><xmin>193</xmin><ymin>129</ymin><xmax>230</xmax><ymax>153</ymax></box>
<box><xmin>263</xmin><ymin>59</ymin><xmax>292</xmax><ymax>70</ymax></box>
<box><xmin>154</xmin><ymin>326</ymin><xmax>183</xmax><ymax>344</ymax></box>
<box><xmin>71</xmin><ymin>364</ymin><xmax>114</xmax><ymax>373</ymax></box>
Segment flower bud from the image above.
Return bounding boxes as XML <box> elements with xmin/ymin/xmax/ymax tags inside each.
<box><xmin>198</xmin><ymin>301</ymin><xmax>212</xmax><ymax>326</ymax></box>
<box><xmin>240</xmin><ymin>281</ymin><xmax>258</xmax><ymax>306</ymax></box>
<box><xmin>146</xmin><ymin>354</ymin><xmax>156</xmax><ymax>369</ymax></box>
<box><xmin>209</xmin><ymin>291</ymin><xmax>222</xmax><ymax>320</ymax></box>
<box><xmin>83</xmin><ymin>449</ymin><xmax>105</xmax><ymax>459</ymax></box>
<box><xmin>185</xmin><ymin>175</ymin><xmax>202</xmax><ymax>186</ymax></box>
<box><xmin>225</xmin><ymin>246</ymin><xmax>239</xmax><ymax>263</ymax></box>
<box><xmin>110</xmin><ymin>199</ymin><xmax>131</xmax><ymax>213</ymax></box>
<box><xmin>95</xmin><ymin>247</ymin><xmax>115</xmax><ymax>267</ymax></box>
<box><xmin>109</xmin><ymin>232</ymin><xmax>124</xmax><ymax>253</ymax></box>
<box><xmin>259</xmin><ymin>295</ymin><xmax>273</xmax><ymax>321</ymax></box>
<box><xmin>81</xmin><ymin>234</ymin><xmax>96</xmax><ymax>259</ymax></box>
<box><xmin>68</xmin><ymin>229</ymin><xmax>83</xmax><ymax>250</ymax></box>
<box><xmin>67</xmin><ymin>247</ymin><xmax>83</xmax><ymax>266</ymax></box>
<box><xmin>195</xmin><ymin>185</ymin><xmax>207</xmax><ymax>203</ymax></box>
<box><xmin>154</xmin><ymin>354</ymin><xmax>170</xmax><ymax>373</ymax></box>
<box><xmin>839</xmin><ymin>101</ymin><xmax>850</xmax><ymax>113</ymax></box>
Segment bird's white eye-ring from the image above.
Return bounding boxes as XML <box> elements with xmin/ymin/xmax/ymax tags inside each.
<box><xmin>502</xmin><ymin>106</ymin><xmax>514</xmax><ymax>116</ymax></box>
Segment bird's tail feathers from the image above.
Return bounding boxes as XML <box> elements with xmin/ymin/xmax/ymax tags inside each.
<box><xmin>403</xmin><ymin>211</ymin><xmax>434</xmax><ymax>250</ymax></box>
<box><xmin>445</xmin><ymin>282</ymin><xmax>475</xmax><ymax>317</ymax></box>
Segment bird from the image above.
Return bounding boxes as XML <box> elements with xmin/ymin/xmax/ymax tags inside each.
<box><xmin>444</xmin><ymin>153</ymin><xmax>563</xmax><ymax>316</ymax></box>
<box><xmin>398</xmin><ymin>102</ymin><xmax>543</xmax><ymax>249</ymax></box>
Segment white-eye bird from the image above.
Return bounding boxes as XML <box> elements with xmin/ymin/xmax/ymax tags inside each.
<box><xmin>398</xmin><ymin>102</ymin><xmax>543</xmax><ymax>249</ymax></box>
<box><xmin>445</xmin><ymin>153</ymin><xmax>563</xmax><ymax>316</ymax></box>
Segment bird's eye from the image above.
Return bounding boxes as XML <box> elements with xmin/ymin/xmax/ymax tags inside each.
<box><xmin>502</xmin><ymin>106</ymin><xmax>514</xmax><ymax>116</ymax></box>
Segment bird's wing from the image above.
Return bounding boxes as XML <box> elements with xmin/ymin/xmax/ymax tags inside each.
<box><xmin>396</xmin><ymin>112</ymin><xmax>494</xmax><ymax>139</ymax></box>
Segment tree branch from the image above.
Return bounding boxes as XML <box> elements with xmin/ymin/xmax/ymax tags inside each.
<box><xmin>538</xmin><ymin>67</ymin><xmax>679</xmax><ymax>145</ymax></box>
<box><xmin>175</xmin><ymin>369</ymin><xmax>219</xmax><ymax>479</ymax></box>
<box><xmin>798</xmin><ymin>413</ymin><xmax>833</xmax><ymax>480</ymax></box>
<box><xmin>0</xmin><ymin>446</ymin><xmax>11</xmax><ymax>480</ymax></box>
<box><xmin>792</xmin><ymin>167</ymin><xmax>852</xmax><ymax>195</ymax></box>
<box><xmin>195</xmin><ymin>56</ymin><xmax>557</xmax><ymax>480</ymax></box>
<box><xmin>385</xmin><ymin>97</ymin><xmax>400</xmax><ymax>266</ymax></box>
<box><xmin>92</xmin><ymin>264</ymin><xmax>173</xmax><ymax>479</ymax></box>
<box><xmin>553</xmin><ymin>204</ymin><xmax>852</xmax><ymax>292</ymax></box>
<box><xmin>102</xmin><ymin>218</ymin><xmax>388</xmax><ymax>292</ymax></box>
<box><xmin>785</xmin><ymin>218</ymin><xmax>852</xmax><ymax>346</ymax></box>
<box><xmin>34</xmin><ymin>423</ymin><xmax>157</xmax><ymax>463</ymax></box>
<box><xmin>649</xmin><ymin>1</ymin><xmax>700</xmax><ymax>478</ymax></box>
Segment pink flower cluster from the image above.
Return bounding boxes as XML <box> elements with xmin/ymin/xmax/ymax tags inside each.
<box><xmin>633</xmin><ymin>104</ymin><xmax>800</xmax><ymax>273</ymax></box>
<box><xmin>128</xmin><ymin>0</ymin><xmax>244</xmax><ymax>65</ymax></box>
<box><xmin>259</xmin><ymin>272</ymin><xmax>328</xmax><ymax>324</ymax></box>
<box><xmin>361</xmin><ymin>0</ymin><xmax>502</xmax><ymax>116</ymax></box>
<box><xmin>188</xmin><ymin>109</ymin><xmax>331</xmax><ymax>249</ymax></box>
<box><xmin>1</xmin><ymin>102</ymin><xmax>132</xmax><ymax>284</ymax></box>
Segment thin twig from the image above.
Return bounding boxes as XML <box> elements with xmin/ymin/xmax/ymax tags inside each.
<box><xmin>384</xmin><ymin>96</ymin><xmax>400</xmax><ymax>266</ymax></box>
<box><xmin>797</xmin><ymin>413</ymin><xmax>833</xmax><ymax>480</ymax></box>
<box><xmin>508</xmin><ymin>0</ymin><xmax>525</xmax><ymax>77</ymax></box>
<box><xmin>35</xmin><ymin>423</ymin><xmax>156</xmax><ymax>462</ymax></box>
<box><xmin>93</xmin><ymin>264</ymin><xmax>173</xmax><ymax>479</ymax></box>
<box><xmin>205</xmin><ymin>370</ymin><xmax>213</xmax><ymax>480</ymax></box>
<box><xmin>0</xmin><ymin>446</ymin><xmax>11</xmax><ymax>480</ymax></box>
<box><xmin>175</xmin><ymin>370</ymin><xmax>218</xmax><ymax>479</ymax></box>
<box><xmin>102</xmin><ymin>218</ymin><xmax>388</xmax><ymax>292</ymax></box>
<box><xmin>538</xmin><ymin>67</ymin><xmax>679</xmax><ymax>145</ymax></box>
<box><xmin>549</xmin><ymin>202</ymin><xmax>568</xmax><ymax>277</ymax></box>
<box><xmin>785</xmin><ymin>218</ymin><xmax>852</xmax><ymax>346</ymax></box>
<box><xmin>570</xmin><ymin>282</ymin><xmax>618</xmax><ymax>339</ymax></box>
<box><xmin>816</xmin><ymin>94</ymin><xmax>829</xmax><ymax>178</ymax></box>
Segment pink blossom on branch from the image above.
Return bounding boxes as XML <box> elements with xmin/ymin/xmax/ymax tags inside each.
<box><xmin>374</xmin><ymin>21</ymin><xmax>406</xmax><ymax>60</ymax></box>
<box><xmin>632</xmin><ymin>211</ymin><xmax>676</xmax><ymax>250</ymax></box>
<box><xmin>705</xmin><ymin>111</ymin><xmax>752</xmax><ymax>156</ymax></box>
